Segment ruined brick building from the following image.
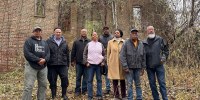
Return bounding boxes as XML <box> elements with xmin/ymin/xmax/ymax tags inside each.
<box><xmin>0</xmin><ymin>0</ymin><xmax>174</xmax><ymax>71</ymax></box>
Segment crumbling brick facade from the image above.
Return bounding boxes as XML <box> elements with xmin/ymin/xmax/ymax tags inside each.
<box><xmin>0</xmin><ymin>0</ymin><xmax>172</xmax><ymax>71</ymax></box>
<box><xmin>0</xmin><ymin>0</ymin><xmax>59</xmax><ymax>71</ymax></box>
<box><xmin>0</xmin><ymin>0</ymin><xmax>147</xmax><ymax>71</ymax></box>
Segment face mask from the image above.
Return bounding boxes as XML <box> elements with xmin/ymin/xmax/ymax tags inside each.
<box><xmin>148</xmin><ymin>33</ymin><xmax>155</xmax><ymax>39</ymax></box>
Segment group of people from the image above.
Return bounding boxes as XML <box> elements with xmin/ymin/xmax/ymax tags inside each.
<box><xmin>22</xmin><ymin>25</ymin><xmax>169</xmax><ymax>100</ymax></box>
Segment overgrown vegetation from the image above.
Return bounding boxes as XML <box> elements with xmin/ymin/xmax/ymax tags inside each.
<box><xmin>0</xmin><ymin>66</ymin><xmax>200</xmax><ymax>99</ymax></box>
<box><xmin>0</xmin><ymin>0</ymin><xmax>199</xmax><ymax>99</ymax></box>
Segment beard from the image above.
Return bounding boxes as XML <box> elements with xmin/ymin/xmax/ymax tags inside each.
<box><xmin>148</xmin><ymin>32</ymin><xmax>155</xmax><ymax>39</ymax></box>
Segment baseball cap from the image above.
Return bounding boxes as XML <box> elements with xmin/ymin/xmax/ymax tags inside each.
<box><xmin>33</xmin><ymin>26</ymin><xmax>42</xmax><ymax>32</ymax></box>
<box><xmin>130</xmin><ymin>28</ymin><xmax>138</xmax><ymax>32</ymax></box>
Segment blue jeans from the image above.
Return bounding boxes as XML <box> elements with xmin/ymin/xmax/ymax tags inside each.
<box><xmin>146</xmin><ymin>65</ymin><xmax>168</xmax><ymax>100</ymax></box>
<box><xmin>104</xmin><ymin>65</ymin><xmax>110</xmax><ymax>91</ymax></box>
<box><xmin>125</xmin><ymin>68</ymin><xmax>142</xmax><ymax>100</ymax></box>
<box><xmin>87</xmin><ymin>64</ymin><xmax>102</xmax><ymax>99</ymax></box>
<box><xmin>75</xmin><ymin>64</ymin><xmax>88</xmax><ymax>93</ymax></box>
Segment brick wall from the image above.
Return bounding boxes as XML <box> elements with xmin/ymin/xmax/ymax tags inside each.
<box><xmin>0</xmin><ymin>0</ymin><xmax>155</xmax><ymax>71</ymax></box>
<box><xmin>0</xmin><ymin>0</ymin><xmax>59</xmax><ymax>71</ymax></box>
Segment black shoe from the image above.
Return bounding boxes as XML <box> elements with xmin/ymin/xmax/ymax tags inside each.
<box><xmin>62</xmin><ymin>95</ymin><xmax>68</xmax><ymax>100</ymax></box>
<box><xmin>51</xmin><ymin>88</ymin><xmax>57</xmax><ymax>100</ymax></box>
<box><xmin>103</xmin><ymin>90</ymin><xmax>110</xmax><ymax>94</ymax></box>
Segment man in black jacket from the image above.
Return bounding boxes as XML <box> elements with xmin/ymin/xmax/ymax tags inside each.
<box><xmin>22</xmin><ymin>27</ymin><xmax>50</xmax><ymax>100</ymax></box>
<box><xmin>46</xmin><ymin>27</ymin><xmax>69</xmax><ymax>100</ymax></box>
<box><xmin>143</xmin><ymin>26</ymin><xmax>169</xmax><ymax>100</ymax></box>
<box><xmin>99</xmin><ymin>26</ymin><xmax>113</xmax><ymax>94</ymax></box>
<box><xmin>71</xmin><ymin>29</ymin><xmax>90</xmax><ymax>96</ymax></box>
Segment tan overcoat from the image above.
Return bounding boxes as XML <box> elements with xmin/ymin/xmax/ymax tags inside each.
<box><xmin>107</xmin><ymin>38</ymin><xmax>125</xmax><ymax>80</ymax></box>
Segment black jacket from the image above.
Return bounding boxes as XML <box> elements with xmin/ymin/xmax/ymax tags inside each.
<box><xmin>120</xmin><ymin>39</ymin><xmax>146</xmax><ymax>69</ymax></box>
<box><xmin>71</xmin><ymin>37</ymin><xmax>91</xmax><ymax>64</ymax></box>
<box><xmin>46</xmin><ymin>35</ymin><xmax>69</xmax><ymax>67</ymax></box>
<box><xmin>23</xmin><ymin>36</ymin><xmax>50</xmax><ymax>70</ymax></box>
<box><xmin>143</xmin><ymin>35</ymin><xmax>169</xmax><ymax>68</ymax></box>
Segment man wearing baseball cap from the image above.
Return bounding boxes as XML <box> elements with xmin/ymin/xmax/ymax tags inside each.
<box><xmin>22</xmin><ymin>26</ymin><xmax>50</xmax><ymax>100</ymax></box>
<box><xmin>120</xmin><ymin>28</ymin><xmax>146</xmax><ymax>100</ymax></box>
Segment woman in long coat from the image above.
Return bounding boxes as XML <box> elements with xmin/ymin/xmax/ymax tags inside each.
<box><xmin>107</xmin><ymin>29</ymin><xmax>126</xmax><ymax>99</ymax></box>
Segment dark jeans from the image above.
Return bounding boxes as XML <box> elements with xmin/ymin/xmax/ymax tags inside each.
<box><xmin>113</xmin><ymin>80</ymin><xmax>126</xmax><ymax>98</ymax></box>
<box><xmin>104</xmin><ymin>64</ymin><xmax>111</xmax><ymax>91</ymax></box>
<box><xmin>75</xmin><ymin>63</ymin><xmax>88</xmax><ymax>93</ymax></box>
<box><xmin>146</xmin><ymin>65</ymin><xmax>168</xmax><ymax>100</ymax></box>
<box><xmin>87</xmin><ymin>64</ymin><xmax>102</xmax><ymax>99</ymax></box>
<box><xmin>125</xmin><ymin>68</ymin><xmax>142</xmax><ymax>100</ymax></box>
<box><xmin>47</xmin><ymin>65</ymin><xmax>69</xmax><ymax>97</ymax></box>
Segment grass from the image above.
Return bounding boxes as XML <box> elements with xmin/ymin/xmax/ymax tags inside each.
<box><xmin>0</xmin><ymin>66</ymin><xmax>200</xmax><ymax>100</ymax></box>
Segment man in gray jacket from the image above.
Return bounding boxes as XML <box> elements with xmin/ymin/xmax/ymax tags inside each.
<box><xmin>22</xmin><ymin>27</ymin><xmax>50</xmax><ymax>100</ymax></box>
<box><xmin>120</xmin><ymin>29</ymin><xmax>146</xmax><ymax>100</ymax></box>
<box><xmin>143</xmin><ymin>26</ymin><xmax>169</xmax><ymax>100</ymax></box>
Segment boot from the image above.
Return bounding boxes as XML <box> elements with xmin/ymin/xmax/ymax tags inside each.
<box><xmin>62</xmin><ymin>87</ymin><xmax>68</xmax><ymax>100</ymax></box>
<box><xmin>51</xmin><ymin>88</ymin><xmax>57</xmax><ymax>99</ymax></box>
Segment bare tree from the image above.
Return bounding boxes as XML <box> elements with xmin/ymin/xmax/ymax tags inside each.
<box><xmin>168</xmin><ymin>0</ymin><xmax>200</xmax><ymax>38</ymax></box>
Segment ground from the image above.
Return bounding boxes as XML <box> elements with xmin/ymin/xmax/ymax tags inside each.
<box><xmin>0</xmin><ymin>66</ymin><xmax>200</xmax><ymax>100</ymax></box>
